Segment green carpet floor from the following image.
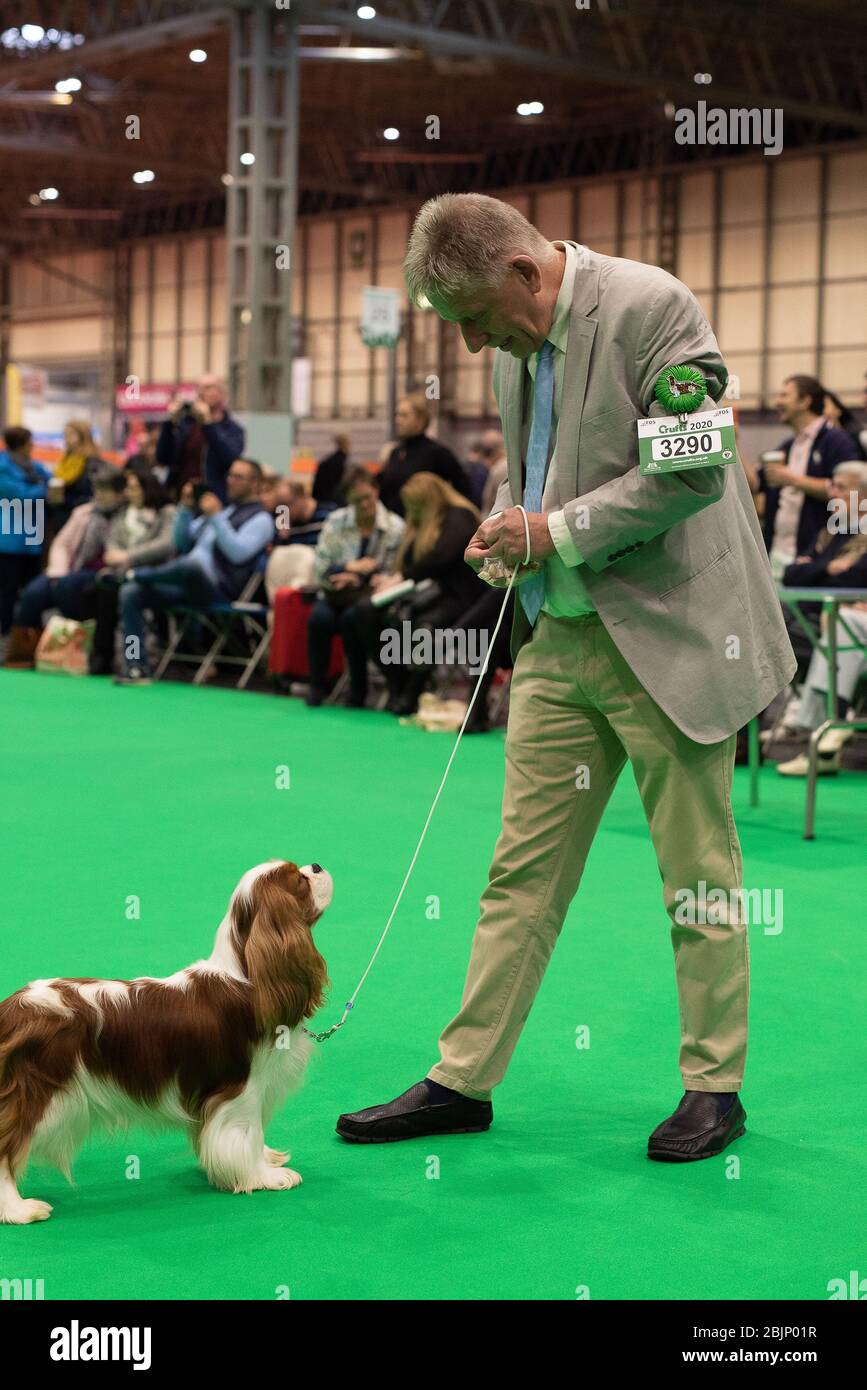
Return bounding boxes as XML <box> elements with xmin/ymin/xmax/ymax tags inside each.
<box><xmin>0</xmin><ymin>670</ymin><xmax>864</xmax><ymax>1301</ymax></box>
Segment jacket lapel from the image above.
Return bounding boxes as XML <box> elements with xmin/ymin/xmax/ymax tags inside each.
<box><xmin>556</xmin><ymin>243</ymin><xmax>601</xmax><ymax>504</ymax></box>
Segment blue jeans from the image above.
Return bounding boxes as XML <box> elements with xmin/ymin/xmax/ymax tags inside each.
<box><xmin>119</xmin><ymin>559</ymin><xmax>217</xmax><ymax>674</ymax></box>
<box><xmin>14</xmin><ymin>570</ymin><xmax>95</xmax><ymax>628</ymax></box>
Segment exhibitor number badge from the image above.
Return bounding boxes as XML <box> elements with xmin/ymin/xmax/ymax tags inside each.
<box><xmin>638</xmin><ymin>406</ymin><xmax>737</xmax><ymax>474</ymax></box>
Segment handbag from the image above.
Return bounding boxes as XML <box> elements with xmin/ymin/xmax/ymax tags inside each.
<box><xmin>34</xmin><ymin>615</ymin><xmax>95</xmax><ymax>676</ymax></box>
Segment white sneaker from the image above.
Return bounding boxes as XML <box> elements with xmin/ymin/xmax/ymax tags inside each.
<box><xmin>779</xmin><ymin>693</ymin><xmax>804</xmax><ymax>733</ymax></box>
<box><xmin>777</xmin><ymin>751</ymin><xmax>840</xmax><ymax>777</ymax></box>
<box><xmin>817</xmin><ymin>725</ymin><xmax>853</xmax><ymax>754</ymax></box>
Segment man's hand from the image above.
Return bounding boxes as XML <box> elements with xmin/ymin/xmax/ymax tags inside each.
<box><xmin>827</xmin><ymin>553</ymin><xmax>855</xmax><ymax>576</ymax></box>
<box><xmin>345</xmin><ymin>556</ymin><xmax>379</xmax><ymax>576</ymax></box>
<box><xmin>764</xmin><ymin>461</ymin><xmax>795</xmax><ymax>488</ymax></box>
<box><xmin>199</xmin><ymin>492</ymin><xmax>223</xmax><ymax>516</ymax></box>
<box><xmin>191</xmin><ymin>398</ymin><xmax>213</xmax><ymax>425</ymax></box>
<box><xmin>465</xmin><ymin>507</ymin><xmax>555</xmax><ymax>571</ymax></box>
<box><xmin>371</xmin><ymin>572</ymin><xmax>402</xmax><ymax>594</ymax></box>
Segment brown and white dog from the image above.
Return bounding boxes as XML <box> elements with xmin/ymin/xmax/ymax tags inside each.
<box><xmin>0</xmin><ymin>860</ymin><xmax>332</xmax><ymax>1223</ymax></box>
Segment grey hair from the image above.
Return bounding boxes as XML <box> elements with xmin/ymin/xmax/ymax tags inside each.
<box><xmin>833</xmin><ymin>461</ymin><xmax>867</xmax><ymax>485</ymax></box>
<box><xmin>404</xmin><ymin>193</ymin><xmax>554</xmax><ymax>307</ymax></box>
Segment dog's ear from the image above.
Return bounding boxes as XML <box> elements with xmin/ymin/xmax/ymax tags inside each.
<box><xmin>243</xmin><ymin>865</ymin><xmax>328</xmax><ymax>1030</ymax></box>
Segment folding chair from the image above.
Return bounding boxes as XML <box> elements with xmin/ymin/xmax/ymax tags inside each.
<box><xmin>153</xmin><ymin>557</ymin><xmax>271</xmax><ymax>688</ymax></box>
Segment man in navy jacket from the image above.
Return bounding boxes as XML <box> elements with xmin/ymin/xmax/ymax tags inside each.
<box><xmin>760</xmin><ymin>374</ymin><xmax>857</xmax><ymax>573</ymax></box>
<box><xmin>156</xmin><ymin>375</ymin><xmax>245</xmax><ymax>503</ymax></box>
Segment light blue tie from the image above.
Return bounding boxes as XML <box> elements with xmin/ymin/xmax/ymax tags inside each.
<box><xmin>520</xmin><ymin>339</ymin><xmax>555</xmax><ymax>624</ymax></box>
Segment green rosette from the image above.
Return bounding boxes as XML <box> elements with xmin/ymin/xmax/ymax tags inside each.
<box><xmin>654</xmin><ymin>364</ymin><xmax>706</xmax><ymax>414</ymax></box>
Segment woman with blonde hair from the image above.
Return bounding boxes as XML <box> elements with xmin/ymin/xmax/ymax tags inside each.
<box><xmin>366</xmin><ymin>470</ymin><xmax>484</xmax><ymax>714</ymax></box>
<box><xmin>47</xmin><ymin>419</ymin><xmax>103</xmax><ymax>534</ymax></box>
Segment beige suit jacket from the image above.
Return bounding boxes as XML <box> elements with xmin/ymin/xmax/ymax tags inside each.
<box><xmin>491</xmin><ymin>243</ymin><xmax>796</xmax><ymax>743</ymax></box>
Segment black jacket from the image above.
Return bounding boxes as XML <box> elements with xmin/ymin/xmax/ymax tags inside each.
<box><xmin>378</xmin><ymin>434</ymin><xmax>472</xmax><ymax>516</ymax></box>
<box><xmin>312</xmin><ymin>449</ymin><xmax>347</xmax><ymax>505</ymax></box>
<box><xmin>156</xmin><ymin>412</ymin><xmax>245</xmax><ymax>502</ymax></box>
<box><xmin>782</xmin><ymin>527</ymin><xmax>867</xmax><ymax>590</ymax></box>
<box><xmin>402</xmin><ymin>506</ymin><xmax>484</xmax><ymax>613</ymax></box>
<box><xmin>761</xmin><ymin>421</ymin><xmax>857</xmax><ymax>556</ymax></box>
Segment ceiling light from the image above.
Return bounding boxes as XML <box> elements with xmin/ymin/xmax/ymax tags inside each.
<box><xmin>20</xmin><ymin>24</ymin><xmax>45</xmax><ymax>43</ymax></box>
<box><xmin>357</xmin><ymin>5</ymin><xmax>376</xmax><ymax>17</ymax></box>
<box><xmin>55</xmin><ymin>77</ymin><xmax>81</xmax><ymax>92</ymax></box>
<box><xmin>383</xmin><ymin>127</ymin><xmax>399</xmax><ymax>140</ymax></box>
<box><xmin>132</xmin><ymin>169</ymin><xmax>155</xmax><ymax>184</ymax></box>
<box><xmin>516</xmin><ymin>101</ymin><xmax>544</xmax><ymax>116</ymax></box>
<box><xmin>189</xmin><ymin>48</ymin><xmax>207</xmax><ymax>63</ymax></box>
<box><xmin>39</xmin><ymin>187</ymin><xmax>59</xmax><ymax>200</ymax></box>
<box><xmin>240</xmin><ymin>151</ymin><xmax>255</xmax><ymax>165</ymax></box>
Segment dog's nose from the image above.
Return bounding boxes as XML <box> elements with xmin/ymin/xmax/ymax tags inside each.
<box><xmin>311</xmin><ymin>863</ymin><xmax>322</xmax><ymax>874</ymax></box>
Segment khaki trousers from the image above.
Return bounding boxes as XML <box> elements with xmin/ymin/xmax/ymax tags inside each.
<box><xmin>427</xmin><ymin>611</ymin><xmax>748</xmax><ymax>1101</ymax></box>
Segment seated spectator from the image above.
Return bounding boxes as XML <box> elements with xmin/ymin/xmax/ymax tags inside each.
<box><xmin>84</xmin><ymin>463</ymin><xmax>177</xmax><ymax>676</ymax></box>
<box><xmin>155</xmin><ymin>375</ymin><xmax>245</xmax><ymax>503</ymax></box>
<box><xmin>377</xmin><ymin>394</ymin><xmax>472</xmax><ymax>516</ymax></box>
<box><xmin>780</xmin><ymin>460</ymin><xmax>867</xmax><ymax>676</ymax></box>
<box><xmin>115</xmin><ymin>457</ymin><xmax>273</xmax><ymax>686</ymax></box>
<box><xmin>267</xmin><ymin>480</ymin><xmax>337</xmax><ymax>590</ymax></box>
<box><xmin>274</xmin><ymin>480</ymin><xmax>336</xmax><ymax>545</ymax></box>
<box><xmin>0</xmin><ymin>426</ymin><xmax>50</xmax><ymax>638</ymax></box>
<box><xmin>4</xmin><ymin>469</ymin><xmax>127</xmax><ymax>668</ymax></box>
<box><xmin>312</xmin><ymin>433</ymin><xmax>350</xmax><ymax>506</ymax></box>
<box><xmin>447</xmin><ymin>586</ymin><xmax>515</xmax><ymax>734</ymax></box>
<box><xmin>478</xmin><ymin>429</ymin><xmax>508</xmax><ymax>517</ymax></box>
<box><xmin>360</xmin><ymin>471</ymin><xmax>483</xmax><ymax>715</ymax></box>
<box><xmin>126</xmin><ymin>420</ymin><xmax>161</xmax><ymax>473</ymax></box>
<box><xmin>824</xmin><ymin>390</ymin><xmax>865</xmax><ymax>461</ymax></box>
<box><xmin>463</xmin><ymin>439</ymin><xmax>489</xmax><ymax>509</ymax></box>
<box><xmin>258</xmin><ymin>470</ymin><xmax>283</xmax><ymax>515</ymax></box>
<box><xmin>776</xmin><ymin>599</ymin><xmax>867</xmax><ymax>778</ymax></box>
<box><xmin>782</xmin><ymin>462</ymin><xmax>867</xmax><ymax>587</ymax></box>
<box><xmin>759</xmin><ymin>374</ymin><xmax>857</xmax><ymax>576</ymax></box>
<box><xmin>46</xmin><ymin>420</ymin><xmax>103</xmax><ymax>536</ymax></box>
<box><xmin>304</xmin><ymin>466</ymin><xmax>404</xmax><ymax>707</ymax></box>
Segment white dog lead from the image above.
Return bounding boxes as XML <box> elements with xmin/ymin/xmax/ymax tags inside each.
<box><xmin>302</xmin><ymin>505</ymin><xmax>533</xmax><ymax>1044</ymax></box>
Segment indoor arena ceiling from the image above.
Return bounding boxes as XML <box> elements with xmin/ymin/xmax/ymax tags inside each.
<box><xmin>0</xmin><ymin>0</ymin><xmax>865</xmax><ymax>250</ymax></box>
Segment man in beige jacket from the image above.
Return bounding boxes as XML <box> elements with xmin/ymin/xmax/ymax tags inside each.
<box><xmin>338</xmin><ymin>193</ymin><xmax>796</xmax><ymax>1162</ymax></box>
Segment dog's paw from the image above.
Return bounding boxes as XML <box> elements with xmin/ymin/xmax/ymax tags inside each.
<box><xmin>0</xmin><ymin>1197</ymin><xmax>53</xmax><ymax>1225</ymax></box>
<box><xmin>255</xmin><ymin>1165</ymin><xmax>302</xmax><ymax>1191</ymax></box>
<box><xmin>263</xmin><ymin>1146</ymin><xmax>291</xmax><ymax>1167</ymax></box>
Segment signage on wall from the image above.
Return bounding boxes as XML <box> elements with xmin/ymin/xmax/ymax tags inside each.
<box><xmin>114</xmin><ymin>382</ymin><xmax>198</xmax><ymax>416</ymax></box>
<box><xmin>360</xmin><ymin>286</ymin><xmax>401</xmax><ymax>349</ymax></box>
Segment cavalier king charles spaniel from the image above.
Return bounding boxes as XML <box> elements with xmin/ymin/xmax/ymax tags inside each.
<box><xmin>0</xmin><ymin>859</ymin><xmax>332</xmax><ymax>1223</ymax></box>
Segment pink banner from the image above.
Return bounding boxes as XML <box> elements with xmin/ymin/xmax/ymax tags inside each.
<box><xmin>114</xmin><ymin>382</ymin><xmax>198</xmax><ymax>416</ymax></box>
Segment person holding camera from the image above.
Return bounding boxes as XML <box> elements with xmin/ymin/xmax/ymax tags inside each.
<box><xmin>155</xmin><ymin>375</ymin><xmax>245</xmax><ymax>503</ymax></box>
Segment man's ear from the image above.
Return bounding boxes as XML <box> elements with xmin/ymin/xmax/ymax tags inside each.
<box><xmin>510</xmin><ymin>255</ymin><xmax>543</xmax><ymax>293</ymax></box>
